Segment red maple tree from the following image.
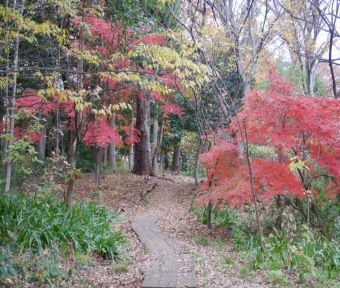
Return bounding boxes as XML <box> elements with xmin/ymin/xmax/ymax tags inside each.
<box><xmin>82</xmin><ymin>119</ymin><xmax>121</xmax><ymax>148</ymax></box>
<box><xmin>200</xmin><ymin>68</ymin><xmax>340</xmax><ymax>208</ymax></box>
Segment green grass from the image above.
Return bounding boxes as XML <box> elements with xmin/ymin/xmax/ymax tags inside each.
<box><xmin>0</xmin><ymin>193</ymin><xmax>125</xmax><ymax>259</ymax></box>
<box><xmin>240</xmin><ymin>264</ymin><xmax>252</xmax><ymax>278</ymax></box>
<box><xmin>223</xmin><ymin>256</ymin><xmax>235</xmax><ymax>265</ymax></box>
<box><xmin>194</xmin><ymin>236</ymin><xmax>210</xmax><ymax>246</ymax></box>
<box><xmin>75</xmin><ymin>253</ymin><xmax>93</xmax><ymax>266</ymax></box>
<box><xmin>0</xmin><ymin>193</ymin><xmax>126</xmax><ymax>285</ymax></box>
<box><xmin>112</xmin><ymin>262</ymin><xmax>129</xmax><ymax>274</ymax></box>
<box><xmin>266</xmin><ymin>270</ymin><xmax>288</xmax><ymax>285</ymax></box>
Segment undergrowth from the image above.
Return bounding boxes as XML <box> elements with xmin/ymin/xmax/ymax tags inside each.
<box><xmin>193</xmin><ymin>206</ymin><xmax>340</xmax><ymax>286</ymax></box>
<box><xmin>0</xmin><ymin>193</ymin><xmax>125</xmax><ymax>285</ymax></box>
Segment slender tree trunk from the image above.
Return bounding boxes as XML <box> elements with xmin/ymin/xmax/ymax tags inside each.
<box><xmin>194</xmin><ymin>139</ymin><xmax>201</xmax><ymax>187</ymax></box>
<box><xmin>128</xmin><ymin>144</ymin><xmax>133</xmax><ymax>171</ymax></box>
<box><xmin>109</xmin><ymin>114</ymin><xmax>117</xmax><ymax>172</ymax></box>
<box><xmin>66</xmin><ymin>178</ymin><xmax>74</xmax><ymax>209</ymax></box>
<box><xmin>151</xmin><ymin>110</ymin><xmax>159</xmax><ymax>176</ymax></box>
<box><xmin>207</xmin><ymin>201</ymin><xmax>212</xmax><ymax>230</ymax></box>
<box><xmin>4</xmin><ymin>0</ymin><xmax>20</xmax><ymax>193</ymax></box>
<box><xmin>38</xmin><ymin>125</ymin><xmax>46</xmax><ymax>160</ymax></box>
<box><xmin>3</xmin><ymin>0</ymin><xmax>10</xmax><ymax>187</ymax></box>
<box><xmin>243</xmin><ymin>121</ymin><xmax>264</xmax><ymax>251</ymax></box>
<box><xmin>128</xmin><ymin>118</ymin><xmax>134</xmax><ymax>171</ymax></box>
<box><xmin>305</xmin><ymin>59</ymin><xmax>318</xmax><ymax>96</ymax></box>
<box><xmin>159</xmin><ymin>152</ymin><xmax>164</xmax><ymax>172</ymax></box>
<box><xmin>156</xmin><ymin>117</ymin><xmax>165</xmax><ymax>173</ymax></box>
<box><xmin>55</xmin><ymin>50</ymin><xmax>64</xmax><ymax>155</ymax></box>
<box><xmin>95</xmin><ymin>148</ymin><xmax>101</xmax><ymax>186</ymax></box>
<box><xmin>151</xmin><ymin>114</ymin><xmax>165</xmax><ymax>176</ymax></box>
<box><xmin>66</xmin><ymin>130</ymin><xmax>77</xmax><ymax>210</ymax></box>
<box><xmin>55</xmin><ymin>103</ymin><xmax>61</xmax><ymax>155</ymax></box>
<box><xmin>171</xmin><ymin>139</ymin><xmax>181</xmax><ymax>173</ymax></box>
<box><xmin>329</xmin><ymin>30</ymin><xmax>337</xmax><ymax>98</ymax></box>
<box><xmin>103</xmin><ymin>147</ymin><xmax>108</xmax><ymax>165</ymax></box>
<box><xmin>133</xmin><ymin>93</ymin><xmax>151</xmax><ymax>175</ymax></box>
<box><xmin>65</xmin><ymin>9</ymin><xmax>84</xmax><ymax>208</ymax></box>
<box><xmin>164</xmin><ymin>153</ymin><xmax>169</xmax><ymax>170</ymax></box>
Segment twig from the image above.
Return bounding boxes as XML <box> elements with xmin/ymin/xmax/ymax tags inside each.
<box><xmin>141</xmin><ymin>183</ymin><xmax>158</xmax><ymax>199</ymax></box>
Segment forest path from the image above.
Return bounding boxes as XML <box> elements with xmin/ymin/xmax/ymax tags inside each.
<box><xmin>130</xmin><ymin>174</ymin><xmax>197</xmax><ymax>287</ymax></box>
<box><xmin>74</xmin><ymin>173</ymin><xmax>263</xmax><ymax>287</ymax></box>
<box><xmin>127</xmin><ymin>174</ymin><xmax>263</xmax><ymax>288</ymax></box>
<box><xmin>132</xmin><ymin>213</ymin><xmax>196</xmax><ymax>288</ymax></box>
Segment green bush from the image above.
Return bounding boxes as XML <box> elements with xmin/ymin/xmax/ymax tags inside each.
<box><xmin>76</xmin><ymin>144</ymin><xmax>95</xmax><ymax>172</ymax></box>
<box><xmin>0</xmin><ymin>194</ymin><xmax>125</xmax><ymax>260</ymax></box>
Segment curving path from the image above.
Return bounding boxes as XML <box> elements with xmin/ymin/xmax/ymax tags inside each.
<box><xmin>132</xmin><ymin>214</ymin><xmax>197</xmax><ymax>288</ymax></box>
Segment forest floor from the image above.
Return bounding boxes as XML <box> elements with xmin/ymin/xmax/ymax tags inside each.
<box><xmin>70</xmin><ymin>172</ymin><xmax>269</xmax><ymax>288</ymax></box>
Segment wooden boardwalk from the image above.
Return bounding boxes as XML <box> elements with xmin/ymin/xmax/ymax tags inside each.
<box><xmin>132</xmin><ymin>214</ymin><xmax>197</xmax><ymax>288</ymax></box>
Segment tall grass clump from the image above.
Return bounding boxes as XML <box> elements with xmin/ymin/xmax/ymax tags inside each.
<box><xmin>0</xmin><ymin>193</ymin><xmax>125</xmax><ymax>260</ymax></box>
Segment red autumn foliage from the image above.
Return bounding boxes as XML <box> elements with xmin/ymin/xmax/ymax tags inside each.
<box><xmin>140</xmin><ymin>34</ymin><xmax>166</xmax><ymax>46</ymax></box>
<box><xmin>200</xmin><ymin>68</ymin><xmax>340</xmax><ymax>208</ymax></box>
<box><xmin>83</xmin><ymin>120</ymin><xmax>121</xmax><ymax>148</ymax></box>
<box><xmin>16</xmin><ymin>89</ymin><xmax>58</xmax><ymax>116</ymax></box>
<box><xmin>151</xmin><ymin>92</ymin><xmax>163</xmax><ymax>102</ymax></box>
<box><xmin>16</xmin><ymin>89</ymin><xmax>75</xmax><ymax>119</ymax></box>
<box><xmin>139</xmin><ymin>67</ymin><xmax>157</xmax><ymax>77</ymax></box>
<box><xmin>121</xmin><ymin>125</ymin><xmax>141</xmax><ymax>146</ymax></box>
<box><xmin>75</xmin><ymin>15</ymin><xmax>123</xmax><ymax>53</ymax></box>
<box><xmin>157</xmin><ymin>74</ymin><xmax>178</xmax><ymax>89</ymax></box>
<box><xmin>114</xmin><ymin>59</ymin><xmax>131</xmax><ymax>69</ymax></box>
<box><xmin>14</xmin><ymin>128</ymin><xmax>42</xmax><ymax>144</ymax></box>
<box><xmin>163</xmin><ymin>103</ymin><xmax>184</xmax><ymax>118</ymax></box>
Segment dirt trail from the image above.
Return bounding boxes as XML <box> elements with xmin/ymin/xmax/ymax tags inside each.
<box><xmin>73</xmin><ymin>173</ymin><xmax>265</xmax><ymax>287</ymax></box>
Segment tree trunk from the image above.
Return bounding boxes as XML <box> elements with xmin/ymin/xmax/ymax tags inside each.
<box><xmin>328</xmin><ymin>30</ymin><xmax>337</xmax><ymax>98</ymax></box>
<box><xmin>38</xmin><ymin>125</ymin><xmax>47</xmax><ymax>160</ymax></box>
<box><xmin>305</xmin><ymin>59</ymin><xmax>318</xmax><ymax>96</ymax></box>
<box><xmin>66</xmin><ymin>179</ymin><xmax>74</xmax><ymax>210</ymax></box>
<box><xmin>159</xmin><ymin>152</ymin><xmax>164</xmax><ymax>172</ymax></box>
<box><xmin>128</xmin><ymin>118</ymin><xmax>134</xmax><ymax>171</ymax></box>
<box><xmin>151</xmin><ymin>111</ymin><xmax>159</xmax><ymax>176</ymax></box>
<box><xmin>207</xmin><ymin>201</ymin><xmax>212</xmax><ymax>230</ymax></box>
<box><xmin>171</xmin><ymin>139</ymin><xmax>181</xmax><ymax>173</ymax></box>
<box><xmin>133</xmin><ymin>93</ymin><xmax>151</xmax><ymax>175</ymax></box>
<box><xmin>103</xmin><ymin>147</ymin><xmax>108</xmax><ymax>165</ymax></box>
<box><xmin>66</xmin><ymin>130</ymin><xmax>77</xmax><ymax>210</ymax></box>
<box><xmin>194</xmin><ymin>139</ymin><xmax>201</xmax><ymax>187</ymax></box>
<box><xmin>1</xmin><ymin>10</ymin><xmax>9</xmax><ymax>152</ymax></box>
<box><xmin>4</xmin><ymin>0</ymin><xmax>20</xmax><ymax>193</ymax></box>
<box><xmin>66</xmin><ymin>10</ymin><xmax>84</xmax><ymax>208</ymax></box>
<box><xmin>243</xmin><ymin>121</ymin><xmax>264</xmax><ymax>251</ymax></box>
<box><xmin>55</xmin><ymin>104</ymin><xmax>61</xmax><ymax>155</ymax></box>
<box><xmin>164</xmin><ymin>153</ymin><xmax>169</xmax><ymax>170</ymax></box>
<box><xmin>108</xmin><ymin>114</ymin><xmax>117</xmax><ymax>172</ymax></box>
<box><xmin>128</xmin><ymin>144</ymin><xmax>133</xmax><ymax>171</ymax></box>
<box><xmin>95</xmin><ymin>148</ymin><xmax>101</xmax><ymax>186</ymax></box>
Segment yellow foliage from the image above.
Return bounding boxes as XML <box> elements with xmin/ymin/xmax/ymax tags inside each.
<box><xmin>0</xmin><ymin>6</ymin><xmax>64</xmax><ymax>43</ymax></box>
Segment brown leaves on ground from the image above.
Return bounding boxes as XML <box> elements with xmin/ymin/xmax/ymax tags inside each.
<box><xmin>68</xmin><ymin>172</ymin><xmax>266</xmax><ymax>288</ymax></box>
